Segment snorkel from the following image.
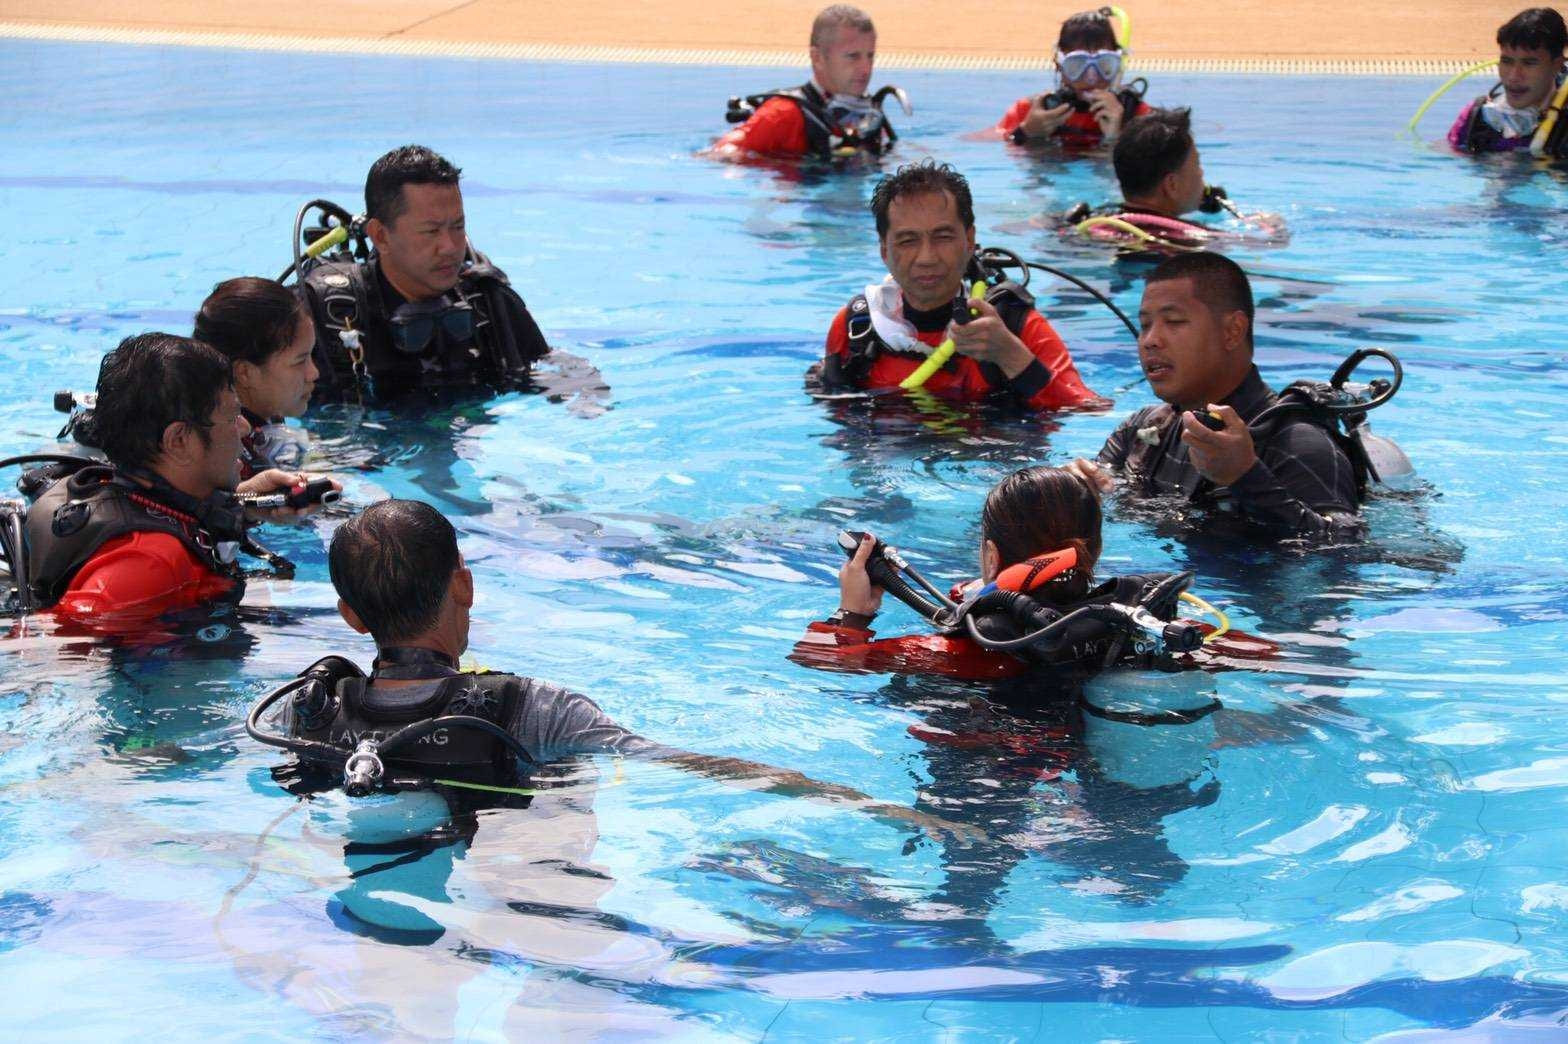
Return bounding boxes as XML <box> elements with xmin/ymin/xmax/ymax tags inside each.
<box><xmin>898</xmin><ymin>276</ymin><xmax>989</xmax><ymax>392</ymax></box>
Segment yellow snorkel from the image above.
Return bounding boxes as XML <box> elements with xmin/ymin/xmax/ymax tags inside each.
<box><xmin>899</xmin><ymin>279</ymin><xmax>989</xmax><ymax>392</ymax></box>
<box><xmin>1104</xmin><ymin>5</ymin><xmax>1133</xmax><ymax>49</ymax></box>
<box><xmin>1530</xmin><ymin>75</ymin><xmax>1568</xmax><ymax>157</ymax></box>
<box><xmin>304</xmin><ymin>225</ymin><xmax>350</xmax><ymax>259</ymax></box>
<box><xmin>1406</xmin><ymin>58</ymin><xmax>1498</xmax><ymax>133</ymax></box>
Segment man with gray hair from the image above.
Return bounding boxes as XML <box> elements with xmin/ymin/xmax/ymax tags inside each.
<box><xmin>713</xmin><ymin>5</ymin><xmax>906</xmax><ymax>161</ymax></box>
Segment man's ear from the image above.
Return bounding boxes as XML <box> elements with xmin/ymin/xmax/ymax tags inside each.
<box><xmin>337</xmin><ymin>597</ymin><xmax>369</xmax><ymax>634</ymax></box>
<box><xmin>158</xmin><ymin>420</ymin><xmax>195</xmax><ymax>467</ymax></box>
<box><xmin>451</xmin><ymin>565</ymin><xmax>475</xmax><ymax>610</ymax></box>
<box><xmin>365</xmin><ymin>216</ymin><xmax>388</xmax><ymax>250</ymax></box>
<box><xmin>1221</xmin><ymin>309</ymin><xmax>1250</xmax><ymax>354</ymax></box>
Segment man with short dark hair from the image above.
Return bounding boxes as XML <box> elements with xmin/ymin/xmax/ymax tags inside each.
<box><xmin>713</xmin><ymin>4</ymin><xmax>903</xmax><ymax>161</ymax></box>
<box><xmin>1066</xmin><ymin>254</ymin><xmax>1364</xmax><ymax>540</ymax></box>
<box><xmin>817</xmin><ymin>161</ymin><xmax>1105</xmax><ymax>410</ymax></box>
<box><xmin>277</xmin><ymin>499</ymin><xmax>968</xmax><ymax>839</ymax></box>
<box><xmin>297</xmin><ymin>144</ymin><xmax>552</xmax><ymax>401</ymax></box>
<box><xmin>1112</xmin><ymin>109</ymin><xmax>1206</xmax><ymax>219</ymax></box>
<box><xmin>20</xmin><ymin>333</ymin><xmax>335</xmax><ymax>623</ymax></box>
<box><xmin>1450</xmin><ymin>7</ymin><xmax>1567</xmax><ymax>153</ymax></box>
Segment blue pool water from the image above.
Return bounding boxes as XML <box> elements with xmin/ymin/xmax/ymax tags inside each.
<box><xmin>3</xmin><ymin>37</ymin><xmax>1568</xmax><ymax>1040</ymax></box>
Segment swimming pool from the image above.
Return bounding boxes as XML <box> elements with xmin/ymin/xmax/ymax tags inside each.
<box><xmin>3</xmin><ymin>36</ymin><xmax>1568</xmax><ymax>1039</ymax></box>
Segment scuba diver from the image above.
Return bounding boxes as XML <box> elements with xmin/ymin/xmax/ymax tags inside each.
<box><xmin>1059</xmin><ymin>109</ymin><xmax>1288</xmax><ymax>256</ymax></box>
<box><xmin>792</xmin><ymin>465</ymin><xmax>1265</xmax><ymax>682</ymax></box>
<box><xmin>192</xmin><ymin>277</ymin><xmax>317</xmax><ymax>477</ymax></box>
<box><xmin>285</xmin><ymin>145</ymin><xmax>552</xmax><ymax>403</ymax></box>
<box><xmin>995</xmin><ymin>7</ymin><xmax>1154</xmax><ymax>150</ymax></box>
<box><xmin>248</xmin><ymin>499</ymin><xmax>972</xmax><ymax>842</ymax></box>
<box><xmin>0</xmin><ymin>334</ymin><xmax>339</xmax><ymax>626</ymax></box>
<box><xmin>813</xmin><ymin>161</ymin><xmax>1109</xmax><ymax>410</ymax></box>
<box><xmin>712</xmin><ymin>4</ymin><xmax>909</xmax><ymax>163</ymax></box>
<box><xmin>1447</xmin><ymin>8</ymin><xmax>1568</xmax><ymax>157</ymax></box>
<box><xmin>1066</xmin><ymin>253</ymin><xmax>1413</xmax><ymax>542</ymax></box>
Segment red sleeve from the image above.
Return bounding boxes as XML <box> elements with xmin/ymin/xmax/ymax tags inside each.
<box><xmin>713</xmin><ymin>97</ymin><xmax>809</xmax><ymax>156</ymax></box>
<box><xmin>995</xmin><ymin>97</ymin><xmax>1034</xmax><ymax>135</ymax></box>
<box><xmin>790</xmin><ymin>621</ymin><xmax>1027</xmax><ymax>680</ymax></box>
<box><xmin>1009</xmin><ymin>310</ymin><xmax>1110</xmax><ymax>410</ymax></box>
<box><xmin>825</xmin><ymin>305</ymin><xmax>852</xmax><ymax>363</ymax></box>
<box><xmin>54</xmin><ymin>531</ymin><xmax>237</xmax><ymax>626</ymax></box>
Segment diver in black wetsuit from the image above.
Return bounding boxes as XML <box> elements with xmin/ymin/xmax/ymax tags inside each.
<box><xmin>1067</xmin><ymin>253</ymin><xmax>1375</xmax><ymax>542</ymax></box>
<box><xmin>292</xmin><ymin>145</ymin><xmax>552</xmax><ymax>403</ymax></box>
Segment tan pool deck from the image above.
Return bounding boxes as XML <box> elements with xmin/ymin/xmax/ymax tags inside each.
<box><xmin>0</xmin><ymin>1</ymin><xmax>1512</xmax><ymax>71</ymax></box>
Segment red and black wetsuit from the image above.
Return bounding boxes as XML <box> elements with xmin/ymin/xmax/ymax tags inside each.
<box><xmin>820</xmin><ymin>291</ymin><xmax>1106</xmax><ymax>411</ymax></box>
<box><xmin>714</xmin><ymin>82</ymin><xmax>894</xmax><ymax>160</ymax></box>
<box><xmin>22</xmin><ymin>463</ymin><xmax>246</xmax><ymax>629</ymax></box>
<box><xmin>997</xmin><ymin>90</ymin><xmax>1154</xmax><ymax>148</ymax></box>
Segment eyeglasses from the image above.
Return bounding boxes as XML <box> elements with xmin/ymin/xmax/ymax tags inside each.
<box><xmin>1055</xmin><ymin>48</ymin><xmax>1123</xmax><ymax>84</ymax></box>
<box><xmin>388</xmin><ymin>296</ymin><xmax>475</xmax><ymax>355</ymax></box>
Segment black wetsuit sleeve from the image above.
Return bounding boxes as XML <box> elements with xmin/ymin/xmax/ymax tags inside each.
<box><xmin>508</xmin><ymin>682</ymin><xmax>658</xmax><ymax>762</ymax></box>
<box><xmin>1229</xmin><ymin>422</ymin><xmax>1364</xmax><ymax>540</ymax></box>
<box><xmin>487</xmin><ymin>282</ymin><xmax>552</xmax><ymax>371</ymax></box>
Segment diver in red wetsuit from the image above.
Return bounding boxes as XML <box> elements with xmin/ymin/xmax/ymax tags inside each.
<box><xmin>815</xmin><ymin>161</ymin><xmax>1107</xmax><ymax>410</ymax></box>
<box><xmin>194</xmin><ymin>276</ymin><xmax>319</xmax><ymax>478</ymax></box>
<box><xmin>996</xmin><ymin>8</ymin><xmax>1154</xmax><ymax>150</ymax></box>
<box><xmin>711</xmin><ymin>5</ymin><xmax>905</xmax><ymax>162</ymax></box>
<box><xmin>791</xmin><ymin>466</ymin><xmax>1268</xmax><ymax>681</ymax></box>
<box><xmin>16</xmin><ymin>333</ymin><xmax>338</xmax><ymax>627</ymax></box>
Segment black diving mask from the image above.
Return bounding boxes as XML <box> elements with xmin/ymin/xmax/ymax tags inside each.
<box><xmin>389</xmin><ymin>295</ymin><xmax>475</xmax><ymax>355</ymax></box>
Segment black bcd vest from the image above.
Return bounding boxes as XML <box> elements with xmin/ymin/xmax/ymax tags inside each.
<box><xmin>727</xmin><ymin>82</ymin><xmax>898</xmax><ymax>159</ymax></box>
<box><xmin>298</xmin><ymin>253</ymin><xmax>542</xmax><ymax>400</ymax></box>
<box><xmin>21</xmin><ymin>463</ymin><xmax>247</xmax><ymax>609</ymax></box>
<box><xmin>286</xmin><ymin>655</ymin><xmax>529</xmax><ymax>790</ymax></box>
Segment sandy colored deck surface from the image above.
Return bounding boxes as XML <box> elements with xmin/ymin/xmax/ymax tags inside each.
<box><xmin>0</xmin><ymin>0</ymin><xmax>1506</xmax><ymax>67</ymax></box>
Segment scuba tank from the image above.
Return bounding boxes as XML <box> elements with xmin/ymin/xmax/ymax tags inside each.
<box><xmin>1253</xmin><ymin>347</ymin><xmax>1415</xmax><ymax>493</ymax></box>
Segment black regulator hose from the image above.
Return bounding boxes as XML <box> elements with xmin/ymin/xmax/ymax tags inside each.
<box><xmin>1023</xmin><ymin>261</ymin><xmax>1140</xmax><ymax>341</ymax></box>
<box><xmin>969</xmin><ymin>246</ymin><xmax>1139</xmax><ymax>342</ymax></box>
<box><xmin>0</xmin><ymin>453</ymin><xmax>100</xmax><ymax>471</ymax></box>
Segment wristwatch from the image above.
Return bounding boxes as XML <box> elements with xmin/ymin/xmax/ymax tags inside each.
<box><xmin>827</xmin><ymin>608</ymin><xmax>877</xmax><ymax>629</ymax></box>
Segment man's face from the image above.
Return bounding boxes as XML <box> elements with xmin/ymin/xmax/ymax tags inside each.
<box><xmin>811</xmin><ymin>26</ymin><xmax>876</xmax><ymax>97</ymax></box>
<box><xmin>370</xmin><ymin>182</ymin><xmax>467</xmax><ymax>301</ymax></box>
<box><xmin>1498</xmin><ymin>45</ymin><xmax>1563</xmax><ymax>109</ymax></box>
<box><xmin>879</xmin><ymin>190</ymin><xmax>976</xmax><ymax>312</ymax></box>
<box><xmin>1137</xmin><ymin>277</ymin><xmax>1242</xmax><ymax>410</ymax></box>
<box><xmin>238</xmin><ymin>311</ymin><xmax>318</xmax><ymax>419</ymax></box>
<box><xmin>1168</xmin><ymin>144</ymin><xmax>1206</xmax><ymax>216</ymax></box>
<box><xmin>197</xmin><ymin>386</ymin><xmax>247</xmax><ymax>493</ymax></box>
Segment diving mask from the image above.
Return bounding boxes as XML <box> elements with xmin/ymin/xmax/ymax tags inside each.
<box><xmin>1055</xmin><ymin>48</ymin><xmax>1123</xmax><ymax>86</ymax></box>
<box><xmin>388</xmin><ymin>295</ymin><xmax>475</xmax><ymax>355</ymax></box>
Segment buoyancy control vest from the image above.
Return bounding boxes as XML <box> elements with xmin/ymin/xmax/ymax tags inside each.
<box><xmin>284</xmin><ymin>655</ymin><xmax>530</xmax><ymax>790</ymax></box>
<box><xmin>298</xmin><ymin>253</ymin><xmax>546</xmax><ymax>401</ymax></box>
<box><xmin>20</xmin><ymin>461</ymin><xmax>248</xmax><ymax>609</ymax></box>
<box><xmin>961</xmin><ymin>571</ymin><xmax>1197</xmax><ymax>670</ymax></box>
<box><xmin>833</xmin><ymin>279</ymin><xmax>1037</xmax><ymax>388</ymax></box>
<box><xmin>725</xmin><ymin>82</ymin><xmax>900</xmax><ymax>158</ymax></box>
